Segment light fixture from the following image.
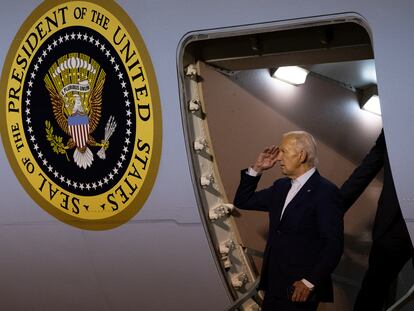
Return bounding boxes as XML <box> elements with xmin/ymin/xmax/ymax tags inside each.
<box><xmin>271</xmin><ymin>66</ymin><xmax>309</xmax><ymax>85</ymax></box>
<box><xmin>359</xmin><ymin>84</ymin><xmax>381</xmax><ymax>116</ymax></box>
<box><xmin>362</xmin><ymin>95</ymin><xmax>381</xmax><ymax>115</ymax></box>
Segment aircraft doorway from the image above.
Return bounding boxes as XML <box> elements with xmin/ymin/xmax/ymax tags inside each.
<box><xmin>179</xmin><ymin>16</ymin><xmax>412</xmax><ymax>311</ymax></box>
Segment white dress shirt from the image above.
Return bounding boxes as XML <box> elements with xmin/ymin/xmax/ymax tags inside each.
<box><xmin>281</xmin><ymin>167</ymin><xmax>316</xmax><ymax>219</ymax></box>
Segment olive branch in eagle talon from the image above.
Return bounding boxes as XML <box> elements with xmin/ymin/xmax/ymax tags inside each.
<box><xmin>45</xmin><ymin>120</ymin><xmax>70</xmax><ymax>161</ymax></box>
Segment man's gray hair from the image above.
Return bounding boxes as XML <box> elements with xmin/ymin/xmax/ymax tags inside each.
<box><xmin>283</xmin><ymin>131</ymin><xmax>318</xmax><ymax>165</ymax></box>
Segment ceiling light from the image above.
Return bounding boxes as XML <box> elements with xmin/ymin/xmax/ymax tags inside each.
<box><xmin>362</xmin><ymin>95</ymin><xmax>381</xmax><ymax>115</ymax></box>
<box><xmin>271</xmin><ymin>66</ymin><xmax>309</xmax><ymax>85</ymax></box>
<box><xmin>359</xmin><ymin>84</ymin><xmax>381</xmax><ymax>116</ymax></box>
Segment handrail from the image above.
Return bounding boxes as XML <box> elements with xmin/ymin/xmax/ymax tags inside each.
<box><xmin>225</xmin><ymin>246</ymin><xmax>263</xmax><ymax>310</ymax></box>
<box><xmin>386</xmin><ymin>283</ymin><xmax>414</xmax><ymax>311</ymax></box>
<box><xmin>244</xmin><ymin>247</ymin><xmax>264</xmax><ymax>259</ymax></box>
<box><xmin>225</xmin><ymin>277</ymin><xmax>261</xmax><ymax>311</ymax></box>
<box><xmin>227</xmin><ymin>246</ymin><xmax>414</xmax><ymax>310</ymax></box>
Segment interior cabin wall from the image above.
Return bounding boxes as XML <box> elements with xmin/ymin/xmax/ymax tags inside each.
<box><xmin>198</xmin><ymin>61</ymin><xmax>384</xmax><ymax>310</ymax></box>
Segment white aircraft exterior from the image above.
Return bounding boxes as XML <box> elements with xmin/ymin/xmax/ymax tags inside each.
<box><xmin>0</xmin><ymin>1</ymin><xmax>413</xmax><ymax>310</ymax></box>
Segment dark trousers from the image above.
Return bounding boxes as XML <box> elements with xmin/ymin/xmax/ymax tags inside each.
<box><xmin>354</xmin><ymin>223</ymin><xmax>413</xmax><ymax>311</ymax></box>
<box><xmin>262</xmin><ymin>295</ymin><xmax>318</xmax><ymax>311</ymax></box>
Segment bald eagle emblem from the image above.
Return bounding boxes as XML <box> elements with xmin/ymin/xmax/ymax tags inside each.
<box><xmin>44</xmin><ymin>53</ymin><xmax>117</xmax><ymax>169</ymax></box>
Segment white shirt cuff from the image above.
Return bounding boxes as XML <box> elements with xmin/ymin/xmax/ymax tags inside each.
<box><xmin>301</xmin><ymin>279</ymin><xmax>315</xmax><ymax>290</ymax></box>
<box><xmin>247</xmin><ymin>167</ymin><xmax>261</xmax><ymax>176</ymax></box>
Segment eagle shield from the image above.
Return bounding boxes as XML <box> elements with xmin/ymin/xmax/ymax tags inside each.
<box><xmin>68</xmin><ymin>114</ymin><xmax>90</xmax><ymax>149</ymax></box>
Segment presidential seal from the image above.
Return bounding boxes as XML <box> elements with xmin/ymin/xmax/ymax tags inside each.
<box><xmin>0</xmin><ymin>1</ymin><xmax>162</xmax><ymax>229</ymax></box>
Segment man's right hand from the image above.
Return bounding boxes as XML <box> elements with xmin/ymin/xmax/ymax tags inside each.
<box><xmin>252</xmin><ymin>145</ymin><xmax>279</xmax><ymax>173</ymax></box>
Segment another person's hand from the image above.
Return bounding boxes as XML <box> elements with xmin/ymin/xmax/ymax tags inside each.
<box><xmin>252</xmin><ymin>145</ymin><xmax>279</xmax><ymax>173</ymax></box>
<box><xmin>291</xmin><ymin>280</ymin><xmax>312</xmax><ymax>302</ymax></box>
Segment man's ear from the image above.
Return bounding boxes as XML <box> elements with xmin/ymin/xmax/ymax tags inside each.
<box><xmin>300</xmin><ymin>150</ymin><xmax>308</xmax><ymax>163</ymax></box>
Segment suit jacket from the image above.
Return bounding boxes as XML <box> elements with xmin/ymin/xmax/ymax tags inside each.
<box><xmin>234</xmin><ymin>169</ymin><xmax>343</xmax><ymax>302</ymax></box>
<box><xmin>340</xmin><ymin>130</ymin><xmax>408</xmax><ymax>240</ymax></box>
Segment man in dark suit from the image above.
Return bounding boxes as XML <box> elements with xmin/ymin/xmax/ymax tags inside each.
<box><xmin>234</xmin><ymin>131</ymin><xmax>343</xmax><ymax>311</ymax></box>
<box><xmin>340</xmin><ymin>129</ymin><xmax>413</xmax><ymax>311</ymax></box>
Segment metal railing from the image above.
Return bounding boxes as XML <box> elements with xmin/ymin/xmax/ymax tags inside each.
<box><xmin>225</xmin><ymin>247</ymin><xmax>264</xmax><ymax>311</ymax></box>
<box><xmin>224</xmin><ymin>243</ymin><xmax>414</xmax><ymax>311</ymax></box>
<box><xmin>386</xmin><ymin>284</ymin><xmax>414</xmax><ymax>311</ymax></box>
<box><xmin>225</xmin><ymin>277</ymin><xmax>261</xmax><ymax>311</ymax></box>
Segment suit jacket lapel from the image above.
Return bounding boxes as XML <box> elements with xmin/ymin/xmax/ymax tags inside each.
<box><xmin>280</xmin><ymin>170</ymin><xmax>320</xmax><ymax>222</ymax></box>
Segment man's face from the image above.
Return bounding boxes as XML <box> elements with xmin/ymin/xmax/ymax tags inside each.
<box><xmin>276</xmin><ymin>136</ymin><xmax>303</xmax><ymax>178</ymax></box>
